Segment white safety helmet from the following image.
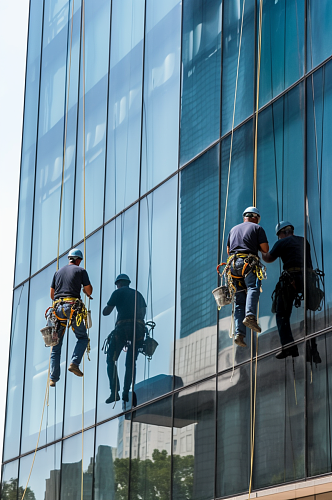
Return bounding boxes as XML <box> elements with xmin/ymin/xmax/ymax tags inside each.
<box><xmin>242</xmin><ymin>206</ymin><xmax>261</xmax><ymax>222</ymax></box>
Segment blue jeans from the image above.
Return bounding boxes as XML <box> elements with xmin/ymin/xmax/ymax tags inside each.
<box><xmin>50</xmin><ymin>303</ymin><xmax>89</xmax><ymax>382</ymax></box>
<box><xmin>232</xmin><ymin>258</ymin><xmax>261</xmax><ymax>337</ymax></box>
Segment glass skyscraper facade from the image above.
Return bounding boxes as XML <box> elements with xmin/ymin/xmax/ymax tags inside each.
<box><xmin>2</xmin><ymin>0</ymin><xmax>332</xmax><ymax>499</ymax></box>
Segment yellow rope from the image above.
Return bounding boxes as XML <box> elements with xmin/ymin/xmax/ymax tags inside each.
<box><xmin>57</xmin><ymin>0</ymin><xmax>75</xmax><ymax>271</ymax></box>
<box><xmin>220</xmin><ymin>0</ymin><xmax>246</xmax><ymax>263</ymax></box>
<box><xmin>248</xmin><ymin>2</ymin><xmax>263</xmax><ymax>496</ymax></box>
<box><xmin>21</xmin><ymin>352</ymin><xmax>51</xmax><ymax>500</ymax></box>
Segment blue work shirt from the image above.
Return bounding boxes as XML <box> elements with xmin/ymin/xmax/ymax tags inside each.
<box><xmin>51</xmin><ymin>264</ymin><xmax>90</xmax><ymax>299</ymax></box>
<box><xmin>107</xmin><ymin>286</ymin><xmax>147</xmax><ymax>322</ymax></box>
<box><xmin>227</xmin><ymin>221</ymin><xmax>268</xmax><ymax>255</ymax></box>
<box><xmin>269</xmin><ymin>235</ymin><xmax>313</xmax><ymax>270</ymax></box>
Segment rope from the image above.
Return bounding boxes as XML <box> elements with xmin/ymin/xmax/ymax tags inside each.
<box><xmin>21</xmin><ymin>352</ymin><xmax>52</xmax><ymax>500</ymax></box>
<box><xmin>57</xmin><ymin>0</ymin><xmax>75</xmax><ymax>271</ymax></box>
<box><xmin>220</xmin><ymin>0</ymin><xmax>246</xmax><ymax>263</ymax></box>
<box><xmin>248</xmin><ymin>2</ymin><xmax>263</xmax><ymax>497</ymax></box>
<box><xmin>20</xmin><ymin>3</ymin><xmax>75</xmax><ymax>497</ymax></box>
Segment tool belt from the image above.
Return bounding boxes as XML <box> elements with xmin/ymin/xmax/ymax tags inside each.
<box><xmin>52</xmin><ymin>297</ymin><xmax>88</xmax><ymax>330</ymax></box>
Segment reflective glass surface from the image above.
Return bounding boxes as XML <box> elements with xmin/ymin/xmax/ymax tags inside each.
<box><xmin>61</xmin><ymin>429</ymin><xmax>94</xmax><ymax>500</ymax></box>
<box><xmin>21</xmin><ymin>263</ymin><xmax>60</xmax><ymax>455</ymax></box>
<box><xmin>180</xmin><ymin>0</ymin><xmax>222</xmax><ymax>164</ymax></box>
<box><xmin>217</xmin><ymin>364</ymin><xmax>250</xmax><ymax>497</ymax></box>
<box><xmin>253</xmin><ymin>344</ymin><xmax>305</xmax><ymax>488</ymax></box>
<box><xmin>257</xmin><ymin>84</ymin><xmax>305</xmax><ymax>355</ymax></box>
<box><xmin>307</xmin><ymin>0</ymin><xmax>332</xmax><ymax>70</ymax></box>
<box><xmin>135</xmin><ymin>178</ymin><xmax>177</xmax><ymax>404</ymax></box>
<box><xmin>94</xmin><ymin>416</ymin><xmax>131</xmax><ymax>498</ymax></box>
<box><xmin>73</xmin><ymin>0</ymin><xmax>111</xmax><ymax>243</ymax></box>
<box><xmin>105</xmin><ymin>0</ymin><xmax>145</xmax><ymax>220</ymax></box>
<box><xmin>176</xmin><ymin>147</ymin><xmax>219</xmax><ymax>387</ymax></box>
<box><xmin>141</xmin><ymin>0</ymin><xmax>181</xmax><ymax>194</ymax></box>
<box><xmin>307</xmin><ymin>64</ymin><xmax>332</xmax><ymax>334</ymax></box>
<box><xmin>3</xmin><ymin>285</ymin><xmax>28</xmax><ymax>461</ymax></box>
<box><xmin>97</xmin><ymin>205</ymin><xmax>138</xmax><ymax>422</ymax></box>
<box><xmin>259</xmin><ymin>0</ymin><xmax>304</xmax><ymax>107</ymax></box>
<box><xmin>173</xmin><ymin>379</ymin><xmax>216</xmax><ymax>500</ymax></box>
<box><xmin>19</xmin><ymin>443</ymin><xmax>61</xmax><ymax>500</ymax></box>
<box><xmin>1</xmin><ymin>460</ymin><xmax>18</xmax><ymax>500</ymax></box>
<box><xmin>31</xmin><ymin>1</ymin><xmax>74</xmax><ymax>274</ymax></box>
<box><xmin>130</xmin><ymin>397</ymin><xmax>172</xmax><ymax>499</ymax></box>
<box><xmin>222</xmin><ymin>0</ymin><xmax>254</xmax><ymax>135</ymax></box>
<box><xmin>307</xmin><ymin>333</ymin><xmax>332</xmax><ymax>477</ymax></box>
<box><xmin>64</xmin><ymin>230</ymin><xmax>102</xmax><ymax>436</ymax></box>
<box><xmin>14</xmin><ymin>0</ymin><xmax>44</xmax><ymax>285</ymax></box>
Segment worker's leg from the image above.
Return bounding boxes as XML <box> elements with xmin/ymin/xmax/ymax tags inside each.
<box><xmin>70</xmin><ymin>307</ymin><xmax>89</xmax><ymax>366</ymax></box>
<box><xmin>106</xmin><ymin>332</ymin><xmax>124</xmax><ymax>395</ymax></box>
<box><xmin>50</xmin><ymin>314</ymin><xmax>67</xmax><ymax>382</ymax></box>
<box><xmin>234</xmin><ymin>285</ymin><xmax>247</xmax><ymax>336</ymax></box>
<box><xmin>275</xmin><ymin>290</ymin><xmax>294</xmax><ymax>346</ymax></box>
<box><xmin>244</xmin><ymin>270</ymin><xmax>261</xmax><ymax>319</ymax></box>
<box><xmin>122</xmin><ymin>325</ymin><xmax>144</xmax><ymax>401</ymax></box>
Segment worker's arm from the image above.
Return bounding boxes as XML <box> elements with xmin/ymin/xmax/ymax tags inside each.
<box><xmin>50</xmin><ymin>288</ymin><xmax>55</xmax><ymax>300</ymax></box>
<box><xmin>259</xmin><ymin>242</ymin><xmax>269</xmax><ymax>253</ymax></box>
<box><xmin>103</xmin><ymin>305</ymin><xmax>115</xmax><ymax>316</ymax></box>
<box><xmin>83</xmin><ymin>284</ymin><xmax>93</xmax><ymax>297</ymax></box>
<box><xmin>261</xmin><ymin>251</ymin><xmax>277</xmax><ymax>263</ymax></box>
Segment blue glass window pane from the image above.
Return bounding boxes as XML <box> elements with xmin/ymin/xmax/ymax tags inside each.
<box><xmin>141</xmin><ymin>0</ymin><xmax>181</xmax><ymax>194</ymax></box>
<box><xmin>257</xmin><ymin>84</ymin><xmax>304</xmax><ymax>356</ymax></box>
<box><xmin>222</xmin><ymin>0</ymin><xmax>254</xmax><ymax>135</ymax></box>
<box><xmin>130</xmin><ymin>397</ymin><xmax>172</xmax><ymax>498</ymax></box>
<box><xmin>105</xmin><ymin>0</ymin><xmax>144</xmax><ymax>220</ymax></box>
<box><xmin>3</xmin><ymin>285</ymin><xmax>29</xmax><ymax>462</ymax></box>
<box><xmin>307</xmin><ymin>333</ymin><xmax>332</xmax><ymax>476</ymax></box>
<box><xmin>31</xmin><ymin>2</ymin><xmax>77</xmax><ymax>274</ymax></box>
<box><xmin>259</xmin><ymin>0</ymin><xmax>304</xmax><ymax>107</ymax></box>
<box><xmin>307</xmin><ymin>0</ymin><xmax>332</xmax><ymax>70</ymax></box>
<box><xmin>218</xmin><ymin>122</ymin><xmax>253</xmax><ymax>369</ymax></box>
<box><xmin>61</xmin><ymin>430</ymin><xmax>94</xmax><ymax>500</ymax></box>
<box><xmin>254</xmin><ymin>344</ymin><xmax>305</xmax><ymax>488</ymax></box>
<box><xmin>173</xmin><ymin>379</ymin><xmax>216</xmax><ymax>500</ymax></box>
<box><xmin>73</xmin><ymin>0</ymin><xmax>111</xmax><ymax>243</ymax></box>
<box><xmin>180</xmin><ymin>0</ymin><xmax>222</xmax><ymax>164</ymax></box>
<box><xmin>21</xmin><ymin>263</ymin><xmax>61</xmax><ymax>455</ymax></box>
<box><xmin>1</xmin><ymin>460</ymin><xmax>18</xmax><ymax>499</ymax></box>
<box><xmin>175</xmin><ymin>147</ymin><xmax>219</xmax><ymax>388</ymax></box>
<box><xmin>217</xmin><ymin>365</ymin><xmax>250</xmax><ymax>497</ymax></box>
<box><xmin>63</xmin><ymin>230</ymin><xmax>102</xmax><ymax>436</ymax></box>
<box><xmin>94</xmin><ymin>416</ymin><xmax>131</xmax><ymax>496</ymax></box>
<box><xmin>135</xmin><ymin>178</ymin><xmax>177</xmax><ymax>404</ymax></box>
<box><xmin>15</xmin><ymin>0</ymin><xmax>44</xmax><ymax>285</ymax></box>
<box><xmin>97</xmin><ymin>205</ymin><xmax>138</xmax><ymax>422</ymax></box>
<box><xmin>306</xmin><ymin>63</ymin><xmax>332</xmax><ymax>334</ymax></box>
<box><xmin>19</xmin><ymin>443</ymin><xmax>61</xmax><ymax>500</ymax></box>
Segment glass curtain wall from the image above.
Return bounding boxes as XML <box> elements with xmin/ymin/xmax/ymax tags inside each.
<box><xmin>5</xmin><ymin>0</ymin><xmax>332</xmax><ymax>499</ymax></box>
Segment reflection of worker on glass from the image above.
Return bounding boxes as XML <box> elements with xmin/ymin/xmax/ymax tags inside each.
<box><xmin>102</xmin><ymin>274</ymin><xmax>147</xmax><ymax>405</ymax></box>
<box><xmin>262</xmin><ymin>221</ymin><xmax>321</xmax><ymax>362</ymax></box>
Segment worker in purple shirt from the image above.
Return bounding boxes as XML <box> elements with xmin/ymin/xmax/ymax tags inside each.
<box><xmin>227</xmin><ymin>207</ymin><xmax>269</xmax><ymax>347</ymax></box>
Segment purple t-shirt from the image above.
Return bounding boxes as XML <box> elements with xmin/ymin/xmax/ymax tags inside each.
<box><xmin>227</xmin><ymin>222</ymin><xmax>268</xmax><ymax>256</ymax></box>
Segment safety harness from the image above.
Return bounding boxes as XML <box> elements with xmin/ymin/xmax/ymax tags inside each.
<box><xmin>217</xmin><ymin>253</ymin><xmax>267</xmax><ymax>295</ymax></box>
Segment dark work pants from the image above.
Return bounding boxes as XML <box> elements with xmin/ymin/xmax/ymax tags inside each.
<box><xmin>275</xmin><ymin>273</ymin><xmax>301</xmax><ymax>346</ymax></box>
<box><xmin>106</xmin><ymin>323</ymin><xmax>144</xmax><ymax>397</ymax></box>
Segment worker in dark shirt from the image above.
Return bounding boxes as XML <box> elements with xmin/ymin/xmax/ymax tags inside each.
<box><xmin>102</xmin><ymin>274</ymin><xmax>147</xmax><ymax>405</ymax></box>
<box><xmin>227</xmin><ymin>207</ymin><xmax>269</xmax><ymax>347</ymax></box>
<box><xmin>262</xmin><ymin>221</ymin><xmax>321</xmax><ymax>362</ymax></box>
<box><xmin>49</xmin><ymin>248</ymin><xmax>93</xmax><ymax>385</ymax></box>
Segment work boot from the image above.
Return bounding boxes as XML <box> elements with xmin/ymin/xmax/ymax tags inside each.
<box><xmin>275</xmin><ymin>345</ymin><xmax>299</xmax><ymax>359</ymax></box>
<box><xmin>234</xmin><ymin>334</ymin><xmax>247</xmax><ymax>347</ymax></box>
<box><xmin>243</xmin><ymin>315</ymin><xmax>261</xmax><ymax>333</ymax></box>
<box><xmin>122</xmin><ymin>391</ymin><xmax>129</xmax><ymax>402</ymax></box>
<box><xmin>68</xmin><ymin>363</ymin><xmax>83</xmax><ymax>377</ymax></box>
<box><xmin>105</xmin><ymin>392</ymin><xmax>120</xmax><ymax>404</ymax></box>
<box><xmin>50</xmin><ymin>380</ymin><xmax>56</xmax><ymax>387</ymax></box>
<box><xmin>312</xmin><ymin>350</ymin><xmax>322</xmax><ymax>365</ymax></box>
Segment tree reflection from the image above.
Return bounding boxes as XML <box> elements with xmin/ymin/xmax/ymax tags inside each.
<box><xmin>1</xmin><ymin>478</ymin><xmax>36</xmax><ymax>500</ymax></box>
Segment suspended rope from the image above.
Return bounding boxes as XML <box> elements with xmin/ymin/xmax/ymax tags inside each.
<box><xmin>20</xmin><ymin>3</ymin><xmax>76</xmax><ymax>498</ymax></box>
<box><xmin>248</xmin><ymin>1</ymin><xmax>263</xmax><ymax>497</ymax></box>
